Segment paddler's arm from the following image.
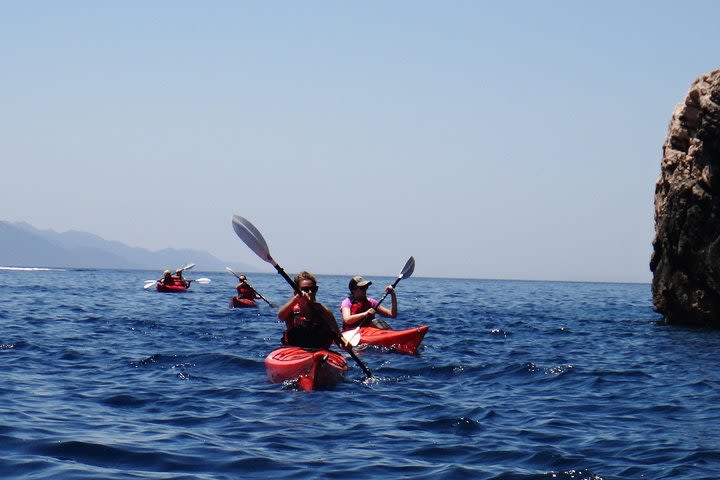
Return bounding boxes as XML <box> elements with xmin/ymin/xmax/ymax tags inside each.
<box><xmin>341</xmin><ymin>306</ymin><xmax>375</xmax><ymax>328</ymax></box>
<box><xmin>376</xmin><ymin>286</ymin><xmax>397</xmax><ymax>318</ymax></box>
<box><xmin>277</xmin><ymin>295</ymin><xmax>299</xmax><ymax>328</ymax></box>
<box><xmin>244</xmin><ymin>283</ymin><xmax>263</xmax><ymax>299</ymax></box>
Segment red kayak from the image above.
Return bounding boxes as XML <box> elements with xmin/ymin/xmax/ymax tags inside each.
<box><xmin>229</xmin><ymin>296</ymin><xmax>258</xmax><ymax>308</ymax></box>
<box><xmin>344</xmin><ymin>325</ymin><xmax>429</xmax><ymax>354</ymax></box>
<box><xmin>156</xmin><ymin>280</ymin><xmax>190</xmax><ymax>292</ymax></box>
<box><xmin>265</xmin><ymin>347</ymin><xmax>348</xmax><ymax>391</ymax></box>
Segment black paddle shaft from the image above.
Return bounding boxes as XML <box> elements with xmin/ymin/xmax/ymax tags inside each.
<box><xmin>275</xmin><ymin>265</ymin><xmax>302</xmax><ymax>296</ymax></box>
<box><xmin>371</xmin><ymin>257</ymin><xmax>415</xmax><ymax>310</ymax></box>
<box><xmin>373</xmin><ymin>275</ymin><xmax>403</xmax><ymax>310</ymax></box>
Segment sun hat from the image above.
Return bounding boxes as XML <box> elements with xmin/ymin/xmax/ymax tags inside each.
<box><xmin>348</xmin><ymin>276</ymin><xmax>372</xmax><ymax>290</ymax></box>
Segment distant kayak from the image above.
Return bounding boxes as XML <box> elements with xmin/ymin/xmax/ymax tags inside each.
<box><xmin>229</xmin><ymin>296</ymin><xmax>258</xmax><ymax>308</ymax></box>
<box><xmin>265</xmin><ymin>347</ymin><xmax>348</xmax><ymax>391</ymax></box>
<box><xmin>156</xmin><ymin>281</ymin><xmax>190</xmax><ymax>293</ymax></box>
<box><xmin>345</xmin><ymin>325</ymin><xmax>429</xmax><ymax>355</ymax></box>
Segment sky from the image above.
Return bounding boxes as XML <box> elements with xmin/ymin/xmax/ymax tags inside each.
<box><xmin>0</xmin><ymin>1</ymin><xmax>717</xmax><ymax>283</ymax></box>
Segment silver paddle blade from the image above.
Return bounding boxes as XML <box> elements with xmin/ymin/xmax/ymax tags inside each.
<box><xmin>400</xmin><ymin>256</ymin><xmax>415</xmax><ymax>279</ymax></box>
<box><xmin>232</xmin><ymin>215</ymin><xmax>274</xmax><ymax>264</ymax></box>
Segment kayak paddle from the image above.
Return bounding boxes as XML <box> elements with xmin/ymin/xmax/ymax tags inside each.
<box><xmin>178</xmin><ymin>264</ymin><xmax>209</xmax><ymax>284</ymax></box>
<box><xmin>231</xmin><ymin>214</ymin><xmax>372</xmax><ymax>378</ymax></box>
<box><xmin>226</xmin><ymin>267</ymin><xmax>277</xmax><ymax>308</ymax></box>
<box><xmin>374</xmin><ymin>256</ymin><xmax>415</xmax><ymax>310</ymax></box>
<box><xmin>341</xmin><ymin>256</ymin><xmax>416</xmax><ymax>346</ymax></box>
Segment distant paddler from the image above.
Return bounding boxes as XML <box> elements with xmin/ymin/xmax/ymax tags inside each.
<box><xmin>226</xmin><ymin>267</ymin><xmax>275</xmax><ymax>308</ymax></box>
<box><xmin>143</xmin><ymin>263</ymin><xmax>211</xmax><ymax>291</ymax></box>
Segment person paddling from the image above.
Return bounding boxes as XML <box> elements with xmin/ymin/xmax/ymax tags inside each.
<box><xmin>277</xmin><ymin>271</ymin><xmax>343</xmax><ymax>349</ymax></box>
<box><xmin>172</xmin><ymin>269</ymin><xmax>185</xmax><ymax>284</ymax></box>
<box><xmin>162</xmin><ymin>270</ymin><xmax>174</xmax><ymax>286</ymax></box>
<box><xmin>340</xmin><ymin>276</ymin><xmax>397</xmax><ymax>330</ymax></box>
<box><xmin>235</xmin><ymin>274</ymin><xmax>260</xmax><ymax>300</ymax></box>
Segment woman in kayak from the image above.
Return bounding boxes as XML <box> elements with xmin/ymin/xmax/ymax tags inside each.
<box><xmin>161</xmin><ymin>270</ymin><xmax>174</xmax><ymax>285</ymax></box>
<box><xmin>235</xmin><ymin>274</ymin><xmax>260</xmax><ymax>300</ymax></box>
<box><xmin>277</xmin><ymin>271</ymin><xmax>343</xmax><ymax>349</ymax></box>
<box><xmin>340</xmin><ymin>276</ymin><xmax>397</xmax><ymax>330</ymax></box>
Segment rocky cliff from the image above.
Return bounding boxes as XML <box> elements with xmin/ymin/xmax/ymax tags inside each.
<box><xmin>651</xmin><ymin>70</ymin><xmax>720</xmax><ymax>326</ymax></box>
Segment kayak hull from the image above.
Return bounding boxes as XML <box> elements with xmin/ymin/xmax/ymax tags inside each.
<box><xmin>265</xmin><ymin>347</ymin><xmax>348</xmax><ymax>391</ymax></box>
<box><xmin>348</xmin><ymin>325</ymin><xmax>429</xmax><ymax>354</ymax></box>
<box><xmin>230</xmin><ymin>296</ymin><xmax>259</xmax><ymax>308</ymax></box>
<box><xmin>156</xmin><ymin>281</ymin><xmax>190</xmax><ymax>292</ymax></box>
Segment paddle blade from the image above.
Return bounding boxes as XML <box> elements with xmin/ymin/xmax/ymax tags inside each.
<box><xmin>181</xmin><ymin>263</ymin><xmax>196</xmax><ymax>272</ymax></box>
<box><xmin>144</xmin><ymin>281</ymin><xmax>157</xmax><ymax>290</ymax></box>
<box><xmin>342</xmin><ymin>328</ymin><xmax>361</xmax><ymax>347</ymax></box>
<box><xmin>226</xmin><ymin>267</ymin><xmax>239</xmax><ymax>278</ymax></box>
<box><xmin>195</xmin><ymin>278</ymin><xmax>211</xmax><ymax>284</ymax></box>
<box><xmin>232</xmin><ymin>215</ymin><xmax>274</xmax><ymax>264</ymax></box>
<box><xmin>399</xmin><ymin>256</ymin><xmax>415</xmax><ymax>279</ymax></box>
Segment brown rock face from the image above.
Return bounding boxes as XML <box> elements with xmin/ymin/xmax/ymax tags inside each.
<box><xmin>651</xmin><ymin>70</ymin><xmax>720</xmax><ymax>326</ymax></box>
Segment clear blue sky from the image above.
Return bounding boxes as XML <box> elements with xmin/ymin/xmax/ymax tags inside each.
<box><xmin>1</xmin><ymin>1</ymin><xmax>717</xmax><ymax>282</ymax></box>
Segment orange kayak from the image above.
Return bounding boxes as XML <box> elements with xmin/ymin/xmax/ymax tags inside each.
<box><xmin>156</xmin><ymin>281</ymin><xmax>190</xmax><ymax>292</ymax></box>
<box><xmin>345</xmin><ymin>325</ymin><xmax>429</xmax><ymax>354</ymax></box>
<box><xmin>265</xmin><ymin>347</ymin><xmax>348</xmax><ymax>391</ymax></box>
<box><xmin>229</xmin><ymin>296</ymin><xmax>258</xmax><ymax>308</ymax></box>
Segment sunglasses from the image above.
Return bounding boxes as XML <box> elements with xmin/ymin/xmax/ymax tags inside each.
<box><xmin>300</xmin><ymin>286</ymin><xmax>318</xmax><ymax>293</ymax></box>
<box><xmin>354</xmin><ymin>285</ymin><xmax>369</xmax><ymax>290</ymax></box>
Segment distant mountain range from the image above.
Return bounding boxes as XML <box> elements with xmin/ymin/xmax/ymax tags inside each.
<box><xmin>0</xmin><ymin>221</ymin><xmax>253</xmax><ymax>272</ymax></box>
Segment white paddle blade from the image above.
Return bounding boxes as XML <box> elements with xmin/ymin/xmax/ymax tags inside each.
<box><xmin>195</xmin><ymin>278</ymin><xmax>211</xmax><ymax>284</ymax></box>
<box><xmin>182</xmin><ymin>263</ymin><xmax>196</xmax><ymax>272</ymax></box>
<box><xmin>399</xmin><ymin>256</ymin><xmax>415</xmax><ymax>279</ymax></box>
<box><xmin>232</xmin><ymin>215</ymin><xmax>274</xmax><ymax>264</ymax></box>
<box><xmin>144</xmin><ymin>281</ymin><xmax>157</xmax><ymax>290</ymax></box>
<box><xmin>226</xmin><ymin>267</ymin><xmax>238</xmax><ymax>277</ymax></box>
<box><xmin>342</xmin><ymin>328</ymin><xmax>361</xmax><ymax>347</ymax></box>
<box><xmin>144</xmin><ymin>280</ymin><xmax>155</xmax><ymax>283</ymax></box>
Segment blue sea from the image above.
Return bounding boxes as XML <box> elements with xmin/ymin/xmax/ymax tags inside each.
<box><xmin>1</xmin><ymin>268</ymin><xmax>719</xmax><ymax>479</ymax></box>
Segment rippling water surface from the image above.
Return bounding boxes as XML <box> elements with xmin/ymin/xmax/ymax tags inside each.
<box><xmin>1</xmin><ymin>268</ymin><xmax>719</xmax><ymax>479</ymax></box>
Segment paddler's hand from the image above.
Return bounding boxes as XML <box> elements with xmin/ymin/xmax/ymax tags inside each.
<box><xmin>297</xmin><ymin>291</ymin><xmax>312</xmax><ymax>306</ymax></box>
<box><xmin>339</xmin><ymin>336</ymin><xmax>352</xmax><ymax>350</ymax></box>
<box><xmin>385</xmin><ymin>285</ymin><xmax>395</xmax><ymax>294</ymax></box>
<box><xmin>365</xmin><ymin>308</ymin><xmax>376</xmax><ymax>319</ymax></box>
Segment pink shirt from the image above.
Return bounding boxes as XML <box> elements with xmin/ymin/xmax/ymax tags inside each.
<box><xmin>340</xmin><ymin>297</ymin><xmax>378</xmax><ymax>313</ymax></box>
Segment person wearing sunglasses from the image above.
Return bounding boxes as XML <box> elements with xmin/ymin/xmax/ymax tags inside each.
<box><xmin>277</xmin><ymin>271</ymin><xmax>343</xmax><ymax>349</ymax></box>
<box><xmin>340</xmin><ymin>276</ymin><xmax>397</xmax><ymax>330</ymax></box>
